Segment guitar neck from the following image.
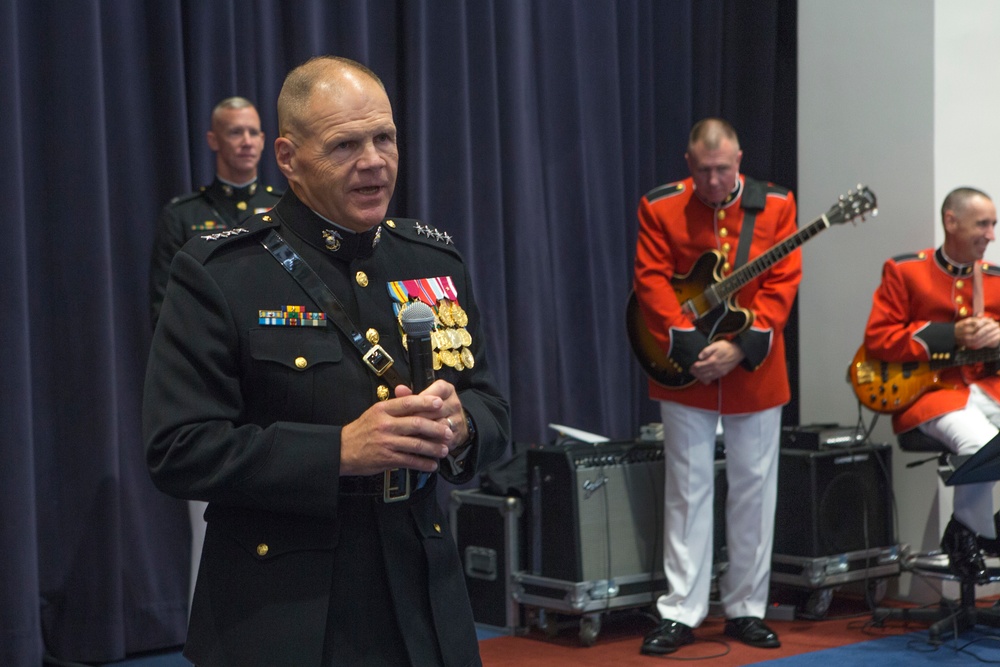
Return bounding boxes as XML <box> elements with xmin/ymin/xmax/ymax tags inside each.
<box><xmin>936</xmin><ymin>346</ymin><xmax>1000</xmax><ymax>370</ymax></box>
<box><xmin>714</xmin><ymin>216</ymin><xmax>829</xmax><ymax>300</ymax></box>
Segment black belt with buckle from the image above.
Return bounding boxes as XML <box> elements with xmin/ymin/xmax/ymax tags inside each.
<box><xmin>340</xmin><ymin>469</ymin><xmax>426</xmax><ymax>502</ymax></box>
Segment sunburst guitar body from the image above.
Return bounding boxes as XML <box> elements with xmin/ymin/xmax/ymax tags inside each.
<box><xmin>848</xmin><ymin>344</ymin><xmax>1000</xmax><ymax>413</ymax></box>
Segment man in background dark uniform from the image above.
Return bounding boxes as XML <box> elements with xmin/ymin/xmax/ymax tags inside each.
<box><xmin>148</xmin><ymin>96</ymin><xmax>282</xmax><ymax>326</ymax></box>
<box><xmin>143</xmin><ymin>56</ymin><xmax>510</xmax><ymax>666</ymax></box>
<box><xmin>147</xmin><ymin>96</ymin><xmax>282</xmax><ymax>613</ymax></box>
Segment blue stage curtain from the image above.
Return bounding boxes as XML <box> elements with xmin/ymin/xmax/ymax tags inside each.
<box><xmin>0</xmin><ymin>1</ymin><xmax>795</xmax><ymax>664</ymax></box>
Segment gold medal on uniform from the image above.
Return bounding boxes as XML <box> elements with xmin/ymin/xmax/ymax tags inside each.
<box><xmin>385</xmin><ymin>276</ymin><xmax>474</xmax><ymax>373</ymax></box>
<box><xmin>452</xmin><ymin>304</ymin><xmax>469</xmax><ymax>327</ymax></box>
<box><xmin>435</xmin><ymin>329</ymin><xmax>451</xmax><ymax>350</ymax></box>
<box><xmin>437</xmin><ymin>299</ymin><xmax>455</xmax><ymax>327</ymax></box>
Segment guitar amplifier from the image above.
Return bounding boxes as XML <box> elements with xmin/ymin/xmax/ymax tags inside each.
<box><xmin>526</xmin><ymin>441</ymin><xmax>665</xmax><ymax>583</ymax></box>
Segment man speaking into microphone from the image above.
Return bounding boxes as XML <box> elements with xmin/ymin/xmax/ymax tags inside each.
<box><xmin>143</xmin><ymin>55</ymin><xmax>510</xmax><ymax>666</ymax></box>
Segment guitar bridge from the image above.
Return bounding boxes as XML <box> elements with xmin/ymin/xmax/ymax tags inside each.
<box><xmin>854</xmin><ymin>360</ymin><xmax>875</xmax><ymax>385</ymax></box>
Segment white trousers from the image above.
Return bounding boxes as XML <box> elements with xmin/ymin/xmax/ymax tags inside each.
<box><xmin>918</xmin><ymin>384</ymin><xmax>1000</xmax><ymax>538</ymax></box>
<box><xmin>655</xmin><ymin>401</ymin><xmax>782</xmax><ymax>627</ymax></box>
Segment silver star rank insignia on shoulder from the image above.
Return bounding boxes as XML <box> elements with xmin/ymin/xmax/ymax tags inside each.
<box><xmin>201</xmin><ymin>228</ymin><xmax>249</xmax><ymax>241</ymax></box>
<box><xmin>413</xmin><ymin>221</ymin><xmax>454</xmax><ymax>245</ymax></box>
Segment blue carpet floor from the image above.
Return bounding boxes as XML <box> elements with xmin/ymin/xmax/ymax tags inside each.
<box><xmin>757</xmin><ymin>629</ymin><xmax>1000</xmax><ymax>665</ymax></box>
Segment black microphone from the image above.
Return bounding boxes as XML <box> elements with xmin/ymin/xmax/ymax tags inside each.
<box><xmin>401</xmin><ymin>301</ymin><xmax>436</xmax><ymax>392</ymax></box>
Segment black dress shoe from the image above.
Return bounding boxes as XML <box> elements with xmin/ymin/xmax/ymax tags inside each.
<box><xmin>978</xmin><ymin>512</ymin><xmax>1000</xmax><ymax>557</ymax></box>
<box><xmin>724</xmin><ymin>616</ymin><xmax>780</xmax><ymax>648</ymax></box>
<box><xmin>942</xmin><ymin>516</ymin><xmax>988</xmax><ymax>584</ymax></box>
<box><xmin>979</xmin><ymin>534</ymin><xmax>1000</xmax><ymax>557</ymax></box>
<box><xmin>640</xmin><ymin>619</ymin><xmax>694</xmax><ymax>655</ymax></box>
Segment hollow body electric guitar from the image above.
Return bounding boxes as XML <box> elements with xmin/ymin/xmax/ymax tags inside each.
<box><xmin>848</xmin><ymin>344</ymin><xmax>1000</xmax><ymax>414</ymax></box>
<box><xmin>627</xmin><ymin>186</ymin><xmax>878</xmax><ymax>388</ymax></box>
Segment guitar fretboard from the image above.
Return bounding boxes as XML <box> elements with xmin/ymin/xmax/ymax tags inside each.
<box><xmin>934</xmin><ymin>346</ymin><xmax>1000</xmax><ymax>371</ymax></box>
<box><xmin>715</xmin><ymin>216</ymin><xmax>829</xmax><ymax>299</ymax></box>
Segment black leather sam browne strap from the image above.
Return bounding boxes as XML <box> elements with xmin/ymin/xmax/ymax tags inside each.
<box><xmin>260</xmin><ymin>228</ymin><xmax>415</xmax><ymax>502</ymax></box>
<box><xmin>260</xmin><ymin>229</ymin><xmax>408</xmax><ymax>388</ymax></box>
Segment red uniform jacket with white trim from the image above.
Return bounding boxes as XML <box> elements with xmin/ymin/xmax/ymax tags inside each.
<box><xmin>864</xmin><ymin>248</ymin><xmax>1000</xmax><ymax>433</ymax></box>
<box><xmin>633</xmin><ymin>174</ymin><xmax>801</xmax><ymax>412</ymax></box>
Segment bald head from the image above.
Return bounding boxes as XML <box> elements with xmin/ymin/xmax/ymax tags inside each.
<box><xmin>277</xmin><ymin>56</ymin><xmax>385</xmax><ymax>140</ymax></box>
<box><xmin>941</xmin><ymin>187</ymin><xmax>992</xmax><ymax>224</ymax></box>
<box><xmin>212</xmin><ymin>96</ymin><xmax>255</xmax><ymax>124</ymax></box>
<box><xmin>688</xmin><ymin>118</ymin><xmax>740</xmax><ymax>152</ymax></box>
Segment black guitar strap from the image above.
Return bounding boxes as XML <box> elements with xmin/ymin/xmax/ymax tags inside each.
<box><xmin>734</xmin><ymin>177</ymin><xmax>767</xmax><ymax>270</ymax></box>
<box><xmin>260</xmin><ymin>229</ymin><xmax>409</xmax><ymax>389</ymax></box>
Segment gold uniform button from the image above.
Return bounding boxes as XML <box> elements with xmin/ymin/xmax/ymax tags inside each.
<box><xmin>960</xmin><ymin>306</ymin><xmax>969</xmax><ymax>316</ymax></box>
<box><xmin>718</xmin><ymin>210</ymin><xmax>726</xmax><ymax>220</ymax></box>
<box><xmin>257</xmin><ymin>543</ymin><xmax>269</xmax><ymax>557</ymax></box>
<box><xmin>956</xmin><ymin>295</ymin><xmax>964</xmax><ymax>304</ymax></box>
<box><xmin>385</xmin><ymin>219</ymin><xmax>396</xmax><ymax>228</ymax></box>
<box><xmin>366</xmin><ymin>328</ymin><xmax>380</xmax><ymax>344</ymax></box>
<box><xmin>722</xmin><ymin>242</ymin><xmax>731</xmax><ymax>253</ymax></box>
<box><xmin>295</xmin><ymin>356</ymin><xmax>308</xmax><ymax>369</ymax></box>
<box><xmin>433</xmin><ymin>523</ymin><xmax>442</xmax><ymax>533</ymax></box>
<box><xmin>356</xmin><ymin>271</ymin><xmax>369</xmax><ymax>287</ymax></box>
<box><xmin>956</xmin><ymin>280</ymin><xmax>965</xmax><ymax>289</ymax></box>
<box><xmin>719</xmin><ymin>228</ymin><xmax>729</xmax><ymax>237</ymax></box>
<box><xmin>723</xmin><ymin>262</ymin><xmax>731</xmax><ymax>273</ymax></box>
<box><xmin>237</xmin><ymin>201</ymin><xmax>248</xmax><ymax>211</ymax></box>
<box><xmin>377</xmin><ymin>385</ymin><xmax>390</xmax><ymax>401</ymax></box>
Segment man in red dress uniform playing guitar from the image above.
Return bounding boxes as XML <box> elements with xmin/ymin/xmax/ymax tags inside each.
<box><xmin>633</xmin><ymin>118</ymin><xmax>800</xmax><ymax>655</ymax></box>
<box><xmin>863</xmin><ymin>187</ymin><xmax>1000</xmax><ymax>583</ymax></box>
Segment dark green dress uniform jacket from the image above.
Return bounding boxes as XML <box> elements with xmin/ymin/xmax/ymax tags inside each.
<box><xmin>148</xmin><ymin>177</ymin><xmax>282</xmax><ymax>326</ymax></box>
<box><xmin>143</xmin><ymin>190</ymin><xmax>510</xmax><ymax>667</ymax></box>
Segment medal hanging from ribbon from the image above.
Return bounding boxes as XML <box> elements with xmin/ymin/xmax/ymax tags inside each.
<box><xmin>386</xmin><ymin>276</ymin><xmax>474</xmax><ymax>371</ymax></box>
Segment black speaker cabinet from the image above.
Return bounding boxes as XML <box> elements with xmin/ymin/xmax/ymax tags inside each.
<box><xmin>775</xmin><ymin>444</ymin><xmax>894</xmax><ymax>557</ymax></box>
<box><xmin>526</xmin><ymin>441</ymin><xmax>665</xmax><ymax>583</ymax></box>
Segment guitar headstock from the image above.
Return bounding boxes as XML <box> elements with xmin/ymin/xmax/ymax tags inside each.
<box><xmin>826</xmin><ymin>185</ymin><xmax>878</xmax><ymax>225</ymax></box>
